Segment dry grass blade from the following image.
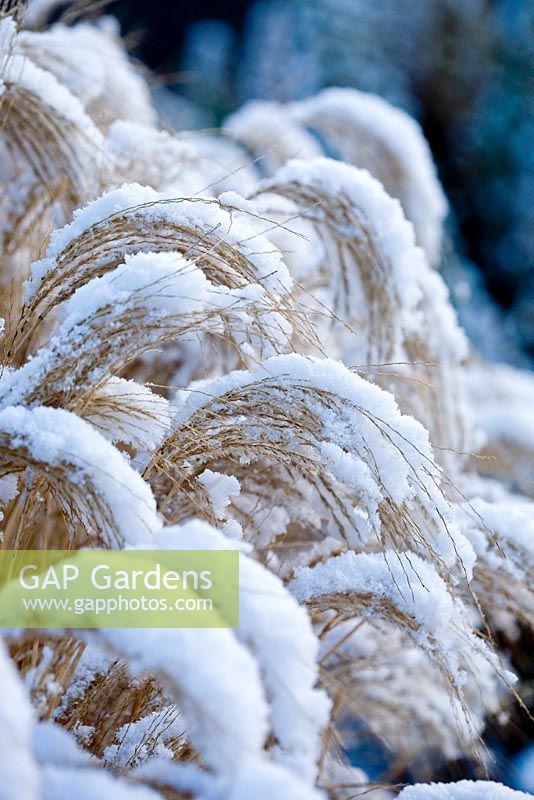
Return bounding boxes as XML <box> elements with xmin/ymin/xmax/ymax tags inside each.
<box><xmin>0</xmin><ymin>60</ymin><xmax>106</xmax><ymax>208</ymax></box>
<box><xmin>0</xmin><ymin>432</ymin><xmax>118</xmax><ymax>549</ymax></box>
<box><xmin>3</xmin><ymin>252</ymin><xmax>293</xmax><ymax>412</ymax></box>
<box><xmin>253</xmin><ymin>161</ymin><xmax>468</xmax><ymax>454</ymax></box>
<box><xmin>291</xmin><ymin>88</ymin><xmax>447</xmax><ymax>265</ymax></box>
<box><xmin>9</xmin><ymin>192</ymin><xmax>295</xmax><ymax>364</ymax></box>
<box><xmin>254</xmin><ymin>178</ymin><xmax>400</xmax><ymax>364</ymax></box>
<box><xmin>145</xmin><ymin>358</ymin><xmax>460</xmax><ymax>574</ymax></box>
<box><xmin>0</xmin><ymin>404</ymin><xmax>160</xmax><ymax>548</ymax></box>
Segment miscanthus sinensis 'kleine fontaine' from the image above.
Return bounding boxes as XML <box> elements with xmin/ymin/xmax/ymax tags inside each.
<box><xmin>0</xmin><ymin>4</ymin><xmax>533</xmax><ymax>799</ymax></box>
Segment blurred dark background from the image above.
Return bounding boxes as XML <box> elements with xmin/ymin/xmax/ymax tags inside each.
<box><xmin>42</xmin><ymin>0</ymin><xmax>534</xmax><ymax>363</ymax></box>
<box><xmin>112</xmin><ymin>0</ymin><xmax>251</xmax><ymax>72</ymax></box>
<box><xmin>111</xmin><ymin>0</ymin><xmax>534</xmax><ymax>365</ymax></box>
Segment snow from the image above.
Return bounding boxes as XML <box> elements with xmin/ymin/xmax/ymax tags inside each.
<box><xmin>23</xmin><ymin>0</ymin><xmax>73</xmax><ymax>29</ymax></box>
<box><xmin>57</xmin><ymin>251</ymin><xmax>214</xmax><ymax>327</ymax></box>
<box><xmin>290</xmin><ymin>550</ymin><xmax>468</xmax><ymax>672</ymax></box>
<box><xmin>177</xmin><ymin>352</ymin><xmax>432</xmax><ymax>504</ymax></box>
<box><xmin>33</xmin><ymin>721</ymin><xmax>92</xmax><ymax>768</ymax></box>
<box><xmin>135</xmin><ymin>756</ymin><xmax>325</xmax><ymax>800</ymax></box>
<box><xmin>51</xmin><ymin>645</ymin><xmax>111</xmax><ymax>721</ymax></box>
<box><xmin>133</xmin><ymin>760</ymin><xmax>217</xmax><ymax>799</ymax></box>
<box><xmin>175</xmin><ymin>353</ymin><xmax>471</xmax><ymax>569</ymax></box>
<box><xmin>224</xmin><ymin>100</ymin><xmax>323</xmax><ymax>175</ymax></box>
<box><xmin>459</xmin><ymin>493</ymin><xmax>534</xmax><ymax>577</ymax></box>
<box><xmin>2</xmin><ymin>53</ymin><xmax>103</xmax><ymax>151</ymax></box>
<box><xmin>0</xmin><ymin>640</ymin><xmax>39</xmax><ymax>800</ymax></box>
<box><xmin>418</xmin><ymin>267</ymin><xmax>469</xmax><ymax>362</ymax></box>
<box><xmin>289</xmin><ymin>546</ymin><xmax>510</xmax><ymax>707</ymax></box>
<box><xmin>103</xmin><ymin>707</ymin><xmax>184</xmax><ymax>768</ymax></box>
<box><xmin>197</xmin><ymin>469</ymin><xmax>241</xmax><ymax>520</ymax></box>
<box><xmin>19</xmin><ymin>24</ymin><xmax>106</xmax><ymax>107</ymax></box>
<box><xmin>0</xmin><ymin>405</ymin><xmax>161</xmax><ymax>545</ymax></box>
<box><xmin>0</xmin><ymin>17</ymin><xmax>16</xmax><ymax>70</ymax></box>
<box><xmin>291</xmin><ymin>88</ymin><xmax>448</xmax><ymax>265</ymax></box>
<box><xmin>0</xmin><ymin>473</ymin><xmax>18</xmax><ymax>505</ymax></box>
<box><xmin>0</xmin><ymin>11</ymin><xmax>533</xmax><ymax>799</ymax></box>
<box><xmin>398</xmin><ymin>781</ymin><xmax>534</xmax><ymax>800</ymax></box>
<box><xmin>108</xmin><ymin>120</ymin><xmax>195</xmax><ymax>164</ymax></box>
<box><xmin>7</xmin><ymin>250</ymin><xmax>279</xmax><ymax>410</ymax></box>
<box><xmin>260</xmin><ymin>157</ymin><xmax>423</xmax><ymax>317</ymax></box>
<box><xmin>464</xmin><ymin>361</ymin><xmax>534</xmax><ymax>451</ymax></box>
<box><xmin>155</xmin><ymin>520</ymin><xmax>331</xmax><ymax>781</ymax></box>
<box><xmin>85</xmin><ymin>377</ymin><xmax>172</xmax><ymax>451</ymax></box>
<box><xmin>26</xmin><ymin>182</ymin><xmax>292</xmax><ymax>302</ymax></box>
<box><xmin>19</xmin><ymin>21</ymin><xmax>156</xmax><ymax>126</ymax></box>
<box><xmin>85</xmin><ymin>621</ymin><xmax>270</xmax><ymax>773</ymax></box>
<box><xmin>185</xmin><ymin>132</ymin><xmax>260</xmax><ymax>196</ymax></box>
<box><xmin>257</xmin><ymin>156</ymin><xmax>466</xmax><ymax>365</ymax></box>
<box><xmin>105</xmin><ymin>122</ymin><xmax>258</xmax><ymax>197</ymax></box>
<box><xmin>41</xmin><ymin>765</ymin><xmax>161</xmax><ymax>800</ymax></box>
<box><xmin>317</xmin><ymin>620</ymin><xmax>489</xmax><ymax>759</ymax></box>
<box><xmin>224</xmin><ymin>756</ymin><xmax>324</xmax><ymax>800</ymax></box>
<box><xmin>106</xmin><ymin>121</ymin><xmax>207</xmax><ymax>193</ymax></box>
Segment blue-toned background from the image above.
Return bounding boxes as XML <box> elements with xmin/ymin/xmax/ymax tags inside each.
<box><xmin>109</xmin><ymin>0</ymin><xmax>534</xmax><ymax>368</ymax></box>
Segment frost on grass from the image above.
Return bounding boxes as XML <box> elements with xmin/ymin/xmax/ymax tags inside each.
<box><xmin>253</xmin><ymin>156</ymin><xmax>468</xmax><ymax>454</ymax></box>
<box><xmin>156</xmin><ymin>353</ymin><xmax>471</xmax><ymax>572</ymax></box>
<box><xmin>1</xmin><ymin>10</ymin><xmax>534</xmax><ymax>800</ymax></box>
<box><xmin>289</xmin><ymin>87</ymin><xmax>448</xmax><ymax>265</ymax></box>
<box><xmin>4</xmin><ymin>250</ymin><xmax>285</xmax><ymax>411</ymax></box>
<box><xmin>0</xmin><ymin>640</ymin><xmax>39</xmax><ymax>800</ymax></box>
<box><xmin>0</xmin><ymin>404</ymin><xmax>160</xmax><ymax>547</ymax></box>
<box><xmin>397</xmin><ymin>781</ymin><xmax>534</xmax><ymax>800</ymax></box>
<box><xmin>154</xmin><ymin>520</ymin><xmax>331</xmax><ymax>781</ymax></box>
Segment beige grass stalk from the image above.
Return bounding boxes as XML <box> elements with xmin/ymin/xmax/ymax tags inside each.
<box><xmin>0</xmin><ymin>432</ymin><xmax>119</xmax><ymax>548</ymax></box>
<box><xmin>0</xmin><ymin>87</ymin><xmax>105</xmax><ymax>206</ymax></box>
<box><xmin>253</xmin><ymin>177</ymin><xmax>467</xmax><ymax>455</ymax></box>
<box><xmin>145</xmin><ymin>377</ymin><xmax>455</xmax><ymax>572</ymax></box>
<box><xmin>8</xmin><ymin>198</ymin><xmax>296</xmax><ymax>366</ymax></box>
<box><xmin>254</xmin><ymin>181</ymin><xmax>399</xmax><ymax>364</ymax></box>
